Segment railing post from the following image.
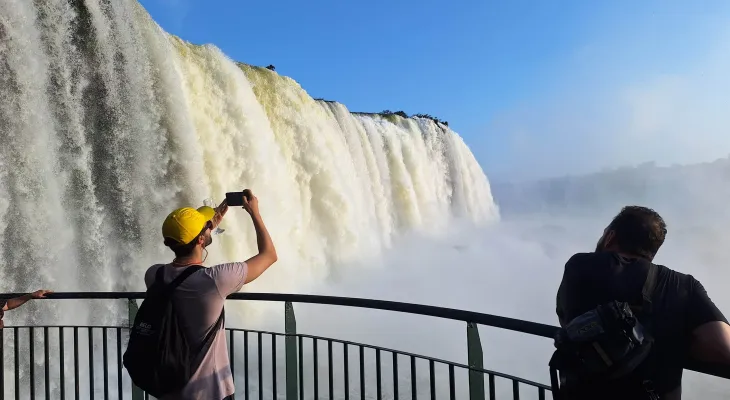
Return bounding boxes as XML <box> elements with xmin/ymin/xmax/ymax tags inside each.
<box><xmin>467</xmin><ymin>322</ymin><xmax>485</xmax><ymax>400</ymax></box>
<box><xmin>128</xmin><ymin>299</ymin><xmax>145</xmax><ymax>400</ymax></box>
<box><xmin>285</xmin><ymin>301</ymin><xmax>298</xmax><ymax>400</ymax></box>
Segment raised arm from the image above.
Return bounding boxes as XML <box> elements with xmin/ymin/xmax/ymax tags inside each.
<box><xmin>241</xmin><ymin>190</ymin><xmax>278</xmax><ymax>284</ymax></box>
<box><xmin>211</xmin><ymin>199</ymin><xmax>229</xmax><ymax>228</ymax></box>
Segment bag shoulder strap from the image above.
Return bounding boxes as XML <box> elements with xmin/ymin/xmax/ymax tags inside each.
<box><xmin>191</xmin><ymin>306</ymin><xmax>226</xmax><ymax>367</ymax></box>
<box><xmin>202</xmin><ymin>308</ymin><xmax>225</xmax><ymax>346</ymax></box>
<box><xmin>154</xmin><ymin>264</ymin><xmax>165</xmax><ymax>284</ymax></box>
<box><xmin>154</xmin><ymin>265</ymin><xmax>204</xmax><ymax>295</ymax></box>
<box><xmin>640</xmin><ymin>263</ymin><xmax>658</xmax><ymax>314</ymax></box>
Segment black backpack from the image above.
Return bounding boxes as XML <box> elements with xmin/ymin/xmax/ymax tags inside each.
<box><xmin>123</xmin><ymin>265</ymin><xmax>225</xmax><ymax>398</ymax></box>
<box><xmin>549</xmin><ymin>263</ymin><xmax>659</xmax><ymax>400</ymax></box>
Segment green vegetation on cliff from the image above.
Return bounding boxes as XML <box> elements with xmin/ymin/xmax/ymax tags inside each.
<box><xmin>379</xmin><ymin>110</ymin><xmax>449</xmax><ymax>127</ymax></box>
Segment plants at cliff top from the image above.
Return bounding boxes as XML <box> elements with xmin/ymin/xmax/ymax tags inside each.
<box><xmin>413</xmin><ymin>113</ymin><xmax>448</xmax><ymax>126</ymax></box>
<box><xmin>380</xmin><ymin>110</ymin><xmax>409</xmax><ymax>118</ymax></box>
<box><xmin>378</xmin><ymin>110</ymin><xmax>448</xmax><ymax>126</ymax></box>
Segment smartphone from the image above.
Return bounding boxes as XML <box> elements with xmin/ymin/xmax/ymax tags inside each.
<box><xmin>226</xmin><ymin>190</ymin><xmax>252</xmax><ymax>207</ymax></box>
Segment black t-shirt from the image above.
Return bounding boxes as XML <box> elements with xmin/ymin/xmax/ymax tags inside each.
<box><xmin>556</xmin><ymin>251</ymin><xmax>727</xmax><ymax>395</ymax></box>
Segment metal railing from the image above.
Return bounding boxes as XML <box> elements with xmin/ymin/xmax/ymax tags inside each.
<box><xmin>1</xmin><ymin>292</ymin><xmax>729</xmax><ymax>400</ymax></box>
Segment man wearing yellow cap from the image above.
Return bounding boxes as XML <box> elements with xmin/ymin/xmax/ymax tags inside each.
<box><xmin>143</xmin><ymin>189</ymin><xmax>278</xmax><ymax>400</ymax></box>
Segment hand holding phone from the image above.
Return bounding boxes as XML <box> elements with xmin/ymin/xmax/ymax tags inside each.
<box><xmin>242</xmin><ymin>190</ymin><xmax>258</xmax><ymax>216</ymax></box>
<box><xmin>225</xmin><ymin>190</ymin><xmax>250</xmax><ymax>207</ymax></box>
<box><xmin>225</xmin><ymin>189</ymin><xmax>258</xmax><ymax>216</ymax></box>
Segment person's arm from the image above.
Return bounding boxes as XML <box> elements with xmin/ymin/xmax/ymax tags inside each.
<box><xmin>3</xmin><ymin>290</ymin><xmax>53</xmax><ymax>311</ymax></box>
<box><xmin>689</xmin><ymin>322</ymin><xmax>730</xmax><ymax>363</ymax></box>
<box><xmin>209</xmin><ymin>190</ymin><xmax>278</xmax><ymax>297</ymax></box>
<box><xmin>241</xmin><ymin>191</ymin><xmax>277</xmax><ymax>284</ymax></box>
<box><xmin>686</xmin><ymin>277</ymin><xmax>730</xmax><ymax>364</ymax></box>
<box><xmin>211</xmin><ymin>199</ymin><xmax>229</xmax><ymax>229</ymax></box>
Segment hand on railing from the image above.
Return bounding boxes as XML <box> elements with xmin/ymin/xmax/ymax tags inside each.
<box><xmin>30</xmin><ymin>289</ymin><xmax>53</xmax><ymax>299</ymax></box>
<box><xmin>3</xmin><ymin>289</ymin><xmax>54</xmax><ymax>310</ymax></box>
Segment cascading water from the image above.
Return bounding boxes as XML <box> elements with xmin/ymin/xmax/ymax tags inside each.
<box><xmin>1</xmin><ymin>0</ymin><xmax>497</xmax><ymax>398</ymax></box>
<box><xmin>1</xmin><ymin>0</ymin><xmax>497</xmax><ymax>302</ymax></box>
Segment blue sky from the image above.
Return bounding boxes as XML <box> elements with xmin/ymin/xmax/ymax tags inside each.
<box><xmin>140</xmin><ymin>0</ymin><xmax>730</xmax><ymax>182</ymax></box>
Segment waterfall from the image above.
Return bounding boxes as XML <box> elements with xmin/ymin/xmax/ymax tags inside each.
<box><xmin>0</xmin><ymin>0</ymin><xmax>497</xmax><ymax>312</ymax></box>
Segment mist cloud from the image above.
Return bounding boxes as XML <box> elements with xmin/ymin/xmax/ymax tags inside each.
<box><xmin>237</xmin><ymin>158</ymin><xmax>730</xmax><ymax>399</ymax></box>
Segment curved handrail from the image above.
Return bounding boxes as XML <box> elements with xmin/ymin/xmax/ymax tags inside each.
<box><xmin>3</xmin><ymin>291</ymin><xmax>558</xmax><ymax>336</ymax></box>
<box><xmin>4</xmin><ymin>291</ymin><xmax>730</xmax><ymax>380</ymax></box>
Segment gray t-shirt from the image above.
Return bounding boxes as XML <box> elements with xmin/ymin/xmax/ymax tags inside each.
<box><xmin>144</xmin><ymin>262</ymin><xmax>248</xmax><ymax>400</ymax></box>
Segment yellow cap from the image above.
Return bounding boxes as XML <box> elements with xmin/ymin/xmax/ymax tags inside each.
<box><xmin>162</xmin><ymin>207</ymin><xmax>207</xmax><ymax>245</ymax></box>
<box><xmin>196</xmin><ymin>206</ymin><xmax>216</xmax><ymax>221</ymax></box>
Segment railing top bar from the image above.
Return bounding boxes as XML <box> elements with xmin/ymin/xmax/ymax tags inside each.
<box><xmin>4</xmin><ymin>291</ymin><xmax>730</xmax><ymax>380</ymax></box>
<box><xmin>238</xmin><ymin>292</ymin><xmax>561</xmax><ymax>337</ymax></box>
<box><xmin>1</xmin><ymin>291</ymin><xmax>559</xmax><ymax>337</ymax></box>
<box><xmin>0</xmin><ymin>292</ymin><xmax>147</xmax><ymax>300</ymax></box>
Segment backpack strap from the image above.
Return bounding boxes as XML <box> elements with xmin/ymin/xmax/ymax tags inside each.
<box><xmin>155</xmin><ymin>265</ymin><xmax>204</xmax><ymax>295</ymax></box>
<box><xmin>191</xmin><ymin>306</ymin><xmax>226</xmax><ymax>368</ymax></box>
<box><xmin>201</xmin><ymin>308</ymin><xmax>225</xmax><ymax>349</ymax></box>
<box><xmin>640</xmin><ymin>263</ymin><xmax>658</xmax><ymax>314</ymax></box>
<box><xmin>636</xmin><ymin>262</ymin><xmax>660</xmax><ymax>398</ymax></box>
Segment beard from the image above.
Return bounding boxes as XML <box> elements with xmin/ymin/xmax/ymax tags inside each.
<box><xmin>204</xmin><ymin>233</ymin><xmax>213</xmax><ymax>248</ymax></box>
